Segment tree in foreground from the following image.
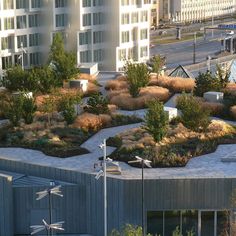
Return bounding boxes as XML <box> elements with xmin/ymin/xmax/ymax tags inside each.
<box><xmin>124</xmin><ymin>62</ymin><xmax>150</xmax><ymax>98</ymax></box>
<box><xmin>177</xmin><ymin>93</ymin><xmax>210</xmax><ymax>132</ymax></box>
<box><xmin>144</xmin><ymin>99</ymin><xmax>168</xmax><ymax>142</ymax></box>
<box><xmin>49</xmin><ymin>32</ymin><xmax>79</xmax><ymax>82</ymax></box>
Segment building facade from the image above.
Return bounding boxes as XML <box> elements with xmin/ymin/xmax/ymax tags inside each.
<box><xmin>0</xmin><ymin>0</ymin><xmax>152</xmax><ymax>80</ymax></box>
<box><xmin>159</xmin><ymin>0</ymin><xmax>236</xmax><ymax>23</ymax></box>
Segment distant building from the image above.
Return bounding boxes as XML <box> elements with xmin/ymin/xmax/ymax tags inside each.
<box><xmin>150</xmin><ymin>0</ymin><xmax>159</xmax><ymax>28</ymax></box>
<box><xmin>0</xmin><ymin>0</ymin><xmax>152</xmax><ymax>80</ymax></box>
<box><xmin>159</xmin><ymin>0</ymin><xmax>236</xmax><ymax>23</ymax></box>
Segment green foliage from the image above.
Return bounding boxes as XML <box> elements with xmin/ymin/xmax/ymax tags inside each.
<box><xmin>58</xmin><ymin>92</ymin><xmax>81</xmax><ymax>125</ymax></box>
<box><xmin>40</xmin><ymin>95</ymin><xmax>57</xmax><ymax>125</ymax></box>
<box><xmin>194</xmin><ymin>71</ymin><xmax>219</xmax><ymax>96</ymax></box>
<box><xmin>49</xmin><ymin>32</ymin><xmax>79</xmax><ymax>82</ymax></box>
<box><xmin>29</xmin><ymin>66</ymin><xmax>59</xmax><ymax>94</ymax></box>
<box><xmin>124</xmin><ymin>62</ymin><xmax>150</xmax><ymax>97</ymax></box>
<box><xmin>172</xmin><ymin>226</ymin><xmax>182</xmax><ymax>236</ymax></box>
<box><xmin>144</xmin><ymin>99</ymin><xmax>168</xmax><ymax>142</ymax></box>
<box><xmin>194</xmin><ymin>68</ymin><xmax>230</xmax><ymax>97</ymax></box>
<box><xmin>150</xmin><ymin>55</ymin><xmax>165</xmax><ymax>76</ymax></box>
<box><xmin>186</xmin><ymin>229</ymin><xmax>195</xmax><ymax>236</ymax></box>
<box><xmin>22</xmin><ymin>96</ymin><xmax>37</xmax><ymax>124</ymax></box>
<box><xmin>3</xmin><ymin>65</ymin><xmax>32</xmax><ymax>92</ymax></box>
<box><xmin>85</xmin><ymin>93</ymin><xmax>109</xmax><ymax>115</ymax></box>
<box><xmin>109</xmin><ymin>224</ymin><xmax>151</xmax><ymax>236</ymax></box>
<box><xmin>5</xmin><ymin>95</ymin><xmax>24</xmax><ymax>126</ymax></box>
<box><xmin>177</xmin><ymin>93</ymin><xmax>210</xmax><ymax>132</ymax></box>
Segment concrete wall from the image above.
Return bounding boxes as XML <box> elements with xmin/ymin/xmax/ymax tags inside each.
<box><xmin>0</xmin><ymin>174</ymin><xmax>13</xmax><ymax>236</ymax></box>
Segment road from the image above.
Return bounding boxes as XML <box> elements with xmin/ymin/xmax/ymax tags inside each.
<box><xmin>150</xmin><ymin>32</ymin><xmax>224</xmax><ymax>69</ymax></box>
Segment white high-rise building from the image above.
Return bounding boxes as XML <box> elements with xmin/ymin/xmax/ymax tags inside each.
<box><xmin>159</xmin><ymin>0</ymin><xmax>236</xmax><ymax>23</ymax></box>
<box><xmin>0</xmin><ymin>0</ymin><xmax>152</xmax><ymax>79</ymax></box>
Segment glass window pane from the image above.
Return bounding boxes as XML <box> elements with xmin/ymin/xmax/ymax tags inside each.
<box><xmin>201</xmin><ymin>211</ymin><xmax>214</xmax><ymax>236</ymax></box>
<box><xmin>147</xmin><ymin>211</ymin><xmax>163</xmax><ymax>236</ymax></box>
<box><xmin>182</xmin><ymin>210</ymin><xmax>198</xmax><ymax>236</ymax></box>
<box><xmin>165</xmin><ymin>211</ymin><xmax>181</xmax><ymax>236</ymax></box>
<box><xmin>217</xmin><ymin>211</ymin><xmax>230</xmax><ymax>236</ymax></box>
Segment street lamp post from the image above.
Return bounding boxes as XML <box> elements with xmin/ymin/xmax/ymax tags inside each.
<box><xmin>35</xmin><ymin>184</ymin><xmax>63</xmax><ymax>236</ymax></box>
<box><xmin>95</xmin><ymin>139</ymin><xmax>120</xmax><ymax>236</ymax></box>
<box><xmin>19</xmin><ymin>42</ymin><xmax>27</xmax><ymax>70</ymax></box>
<box><xmin>193</xmin><ymin>32</ymin><xmax>197</xmax><ymax>64</ymax></box>
<box><xmin>128</xmin><ymin>156</ymin><xmax>152</xmax><ymax>236</ymax></box>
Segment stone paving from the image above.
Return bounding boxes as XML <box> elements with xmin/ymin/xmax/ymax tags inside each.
<box><xmin>0</xmin><ymin>74</ymin><xmax>236</xmax><ymax>180</ymax></box>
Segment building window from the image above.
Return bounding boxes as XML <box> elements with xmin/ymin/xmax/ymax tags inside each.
<box><xmin>93</xmin><ymin>31</ymin><xmax>104</xmax><ymax>44</ymax></box>
<box><xmin>17</xmin><ymin>35</ymin><xmax>27</xmax><ymax>48</ymax></box>
<box><xmin>147</xmin><ymin>210</ymin><xmax>229</xmax><ymax>236</ymax></box>
<box><xmin>16</xmin><ymin>0</ymin><xmax>29</xmax><ymax>9</ymax></box>
<box><xmin>121</xmin><ymin>31</ymin><xmax>129</xmax><ymax>43</ymax></box>
<box><xmin>83</xmin><ymin>13</ymin><xmax>91</xmax><ymax>26</ymax></box>
<box><xmin>93</xmin><ymin>12</ymin><xmax>104</xmax><ymax>25</ymax></box>
<box><xmin>79</xmin><ymin>31</ymin><xmax>91</xmax><ymax>45</ymax></box>
<box><xmin>94</xmin><ymin>49</ymin><xmax>104</xmax><ymax>62</ymax></box>
<box><xmin>17</xmin><ymin>16</ymin><xmax>27</xmax><ymax>29</ymax></box>
<box><xmin>2</xmin><ymin>56</ymin><xmax>12</xmax><ymax>69</ymax></box>
<box><xmin>80</xmin><ymin>50</ymin><xmax>92</xmax><ymax>63</ymax></box>
<box><xmin>30</xmin><ymin>52</ymin><xmax>41</xmax><ymax>66</ymax></box>
<box><xmin>93</xmin><ymin>0</ymin><xmax>104</xmax><ymax>6</ymax></box>
<box><xmin>1</xmin><ymin>36</ymin><xmax>14</xmax><ymax>50</ymax></box>
<box><xmin>31</xmin><ymin>0</ymin><xmax>42</xmax><ymax>8</ymax></box>
<box><xmin>29</xmin><ymin>33</ymin><xmax>41</xmax><ymax>46</ymax></box>
<box><xmin>56</xmin><ymin>14</ymin><xmax>67</xmax><ymax>27</ymax></box>
<box><xmin>131</xmin><ymin>12</ymin><xmax>139</xmax><ymax>23</ymax></box>
<box><xmin>118</xmin><ymin>49</ymin><xmax>126</xmax><ymax>61</ymax></box>
<box><xmin>121</xmin><ymin>0</ymin><xmax>129</xmax><ymax>6</ymax></box>
<box><xmin>4</xmin><ymin>17</ymin><xmax>14</xmax><ymax>30</ymax></box>
<box><xmin>121</xmin><ymin>13</ymin><xmax>129</xmax><ymax>25</ymax></box>
<box><xmin>140</xmin><ymin>29</ymin><xmax>148</xmax><ymax>40</ymax></box>
<box><xmin>141</xmin><ymin>11</ymin><xmax>148</xmax><ymax>22</ymax></box>
<box><xmin>140</xmin><ymin>46</ymin><xmax>147</xmax><ymax>57</ymax></box>
<box><xmin>3</xmin><ymin>0</ymin><xmax>13</xmax><ymax>9</ymax></box>
<box><xmin>29</xmin><ymin>14</ymin><xmax>40</xmax><ymax>27</ymax></box>
<box><xmin>83</xmin><ymin>0</ymin><xmax>91</xmax><ymax>7</ymax></box>
<box><xmin>55</xmin><ymin>0</ymin><xmax>67</xmax><ymax>8</ymax></box>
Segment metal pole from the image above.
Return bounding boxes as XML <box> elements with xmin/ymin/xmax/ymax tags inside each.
<box><xmin>20</xmin><ymin>42</ymin><xmax>24</xmax><ymax>70</ymax></box>
<box><xmin>49</xmin><ymin>192</ymin><xmax>53</xmax><ymax>236</ymax></box>
<box><xmin>212</xmin><ymin>8</ymin><xmax>214</xmax><ymax>38</ymax></box>
<box><xmin>193</xmin><ymin>32</ymin><xmax>197</xmax><ymax>64</ymax></box>
<box><xmin>103</xmin><ymin>139</ymin><xmax>107</xmax><ymax>236</ymax></box>
<box><xmin>142</xmin><ymin>160</ymin><xmax>144</xmax><ymax>236</ymax></box>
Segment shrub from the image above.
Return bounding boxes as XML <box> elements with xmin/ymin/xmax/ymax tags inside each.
<box><xmin>84</xmin><ymin>93</ymin><xmax>109</xmax><ymax>114</ymax></box>
<box><xmin>144</xmin><ymin>99</ymin><xmax>169</xmax><ymax>142</ymax></box>
<box><xmin>3</xmin><ymin>65</ymin><xmax>33</xmax><ymax>92</ymax></box>
<box><xmin>22</xmin><ymin>96</ymin><xmax>37</xmax><ymax>124</ymax></box>
<box><xmin>72</xmin><ymin>113</ymin><xmax>103</xmax><ymax>131</ymax></box>
<box><xmin>5</xmin><ymin>95</ymin><xmax>24</xmax><ymax>126</ymax></box>
<box><xmin>40</xmin><ymin>95</ymin><xmax>58</xmax><ymax>125</ymax></box>
<box><xmin>194</xmin><ymin>71</ymin><xmax>220</xmax><ymax>96</ymax></box>
<box><xmin>110</xmin><ymin>224</ymin><xmax>149</xmax><ymax>236</ymax></box>
<box><xmin>58</xmin><ymin>92</ymin><xmax>81</xmax><ymax>124</ymax></box>
<box><xmin>124</xmin><ymin>61</ymin><xmax>150</xmax><ymax>97</ymax></box>
<box><xmin>177</xmin><ymin>94</ymin><xmax>210</xmax><ymax>132</ymax></box>
<box><xmin>105</xmin><ymin>79</ymin><xmax>128</xmax><ymax>90</ymax></box>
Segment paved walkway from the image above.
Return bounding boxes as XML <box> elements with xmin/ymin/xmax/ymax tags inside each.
<box><xmin>0</xmin><ymin>75</ymin><xmax>236</xmax><ymax>180</ymax></box>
